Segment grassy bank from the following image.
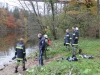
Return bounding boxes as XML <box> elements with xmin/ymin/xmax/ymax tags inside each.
<box><xmin>26</xmin><ymin>38</ymin><xmax>100</xmax><ymax>75</ymax></box>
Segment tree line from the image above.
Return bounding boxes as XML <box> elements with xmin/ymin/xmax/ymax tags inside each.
<box><xmin>0</xmin><ymin>0</ymin><xmax>99</xmax><ymax>39</ymax></box>
<box><xmin>18</xmin><ymin>0</ymin><xmax>99</xmax><ymax>39</ymax></box>
<box><xmin>0</xmin><ymin>6</ymin><xmax>39</xmax><ymax>32</ymax></box>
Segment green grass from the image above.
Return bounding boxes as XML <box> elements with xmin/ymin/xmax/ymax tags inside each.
<box><xmin>26</xmin><ymin>38</ymin><xmax>100</xmax><ymax>75</ymax></box>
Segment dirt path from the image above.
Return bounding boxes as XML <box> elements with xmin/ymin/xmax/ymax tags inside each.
<box><xmin>0</xmin><ymin>58</ymin><xmax>38</xmax><ymax>75</ymax></box>
<box><xmin>0</xmin><ymin>54</ymin><xmax>64</xmax><ymax>75</ymax></box>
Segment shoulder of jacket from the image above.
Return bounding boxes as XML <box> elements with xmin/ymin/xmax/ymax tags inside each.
<box><xmin>42</xmin><ymin>37</ymin><xmax>45</xmax><ymax>40</ymax></box>
<box><xmin>17</xmin><ymin>42</ymin><xmax>24</xmax><ymax>46</ymax></box>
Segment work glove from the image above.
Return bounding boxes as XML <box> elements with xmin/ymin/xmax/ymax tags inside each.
<box><xmin>24</xmin><ymin>58</ymin><xmax>27</xmax><ymax>62</ymax></box>
<box><xmin>64</xmin><ymin>43</ymin><xmax>66</xmax><ymax>46</ymax></box>
<box><xmin>12</xmin><ymin>56</ymin><xmax>16</xmax><ymax>60</ymax></box>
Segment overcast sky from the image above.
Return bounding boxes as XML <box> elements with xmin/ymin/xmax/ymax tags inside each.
<box><xmin>0</xmin><ymin>0</ymin><xmax>20</xmax><ymax>7</ymax></box>
<box><xmin>0</xmin><ymin>0</ymin><xmax>45</xmax><ymax>14</ymax></box>
<box><xmin>0</xmin><ymin>0</ymin><xmax>63</xmax><ymax>15</ymax></box>
<box><xmin>0</xmin><ymin>0</ymin><xmax>43</xmax><ymax>9</ymax></box>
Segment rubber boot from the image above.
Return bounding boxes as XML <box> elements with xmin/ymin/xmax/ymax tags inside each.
<box><xmin>23</xmin><ymin>66</ymin><xmax>27</xmax><ymax>71</ymax></box>
<box><xmin>15</xmin><ymin>66</ymin><xmax>18</xmax><ymax>73</ymax></box>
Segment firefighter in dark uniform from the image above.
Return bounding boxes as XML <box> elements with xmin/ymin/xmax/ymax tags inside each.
<box><xmin>38</xmin><ymin>33</ymin><xmax>45</xmax><ymax>66</ymax></box>
<box><xmin>14</xmin><ymin>38</ymin><xmax>26</xmax><ymax>73</ymax></box>
<box><xmin>72</xmin><ymin>26</ymin><xmax>79</xmax><ymax>55</ymax></box>
<box><xmin>64</xmin><ymin>29</ymin><xmax>71</xmax><ymax>51</ymax></box>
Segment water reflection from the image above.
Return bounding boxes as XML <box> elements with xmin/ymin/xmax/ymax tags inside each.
<box><xmin>0</xmin><ymin>32</ymin><xmax>19</xmax><ymax>52</ymax></box>
<box><xmin>0</xmin><ymin>31</ymin><xmax>38</xmax><ymax>65</ymax></box>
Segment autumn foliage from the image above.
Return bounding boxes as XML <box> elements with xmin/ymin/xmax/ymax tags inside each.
<box><xmin>0</xmin><ymin>7</ymin><xmax>27</xmax><ymax>30</ymax></box>
<box><xmin>6</xmin><ymin>13</ymin><xmax>16</xmax><ymax>28</ymax></box>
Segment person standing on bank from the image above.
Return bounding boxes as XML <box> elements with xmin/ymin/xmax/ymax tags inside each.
<box><xmin>64</xmin><ymin>29</ymin><xmax>71</xmax><ymax>51</ymax></box>
<box><xmin>14</xmin><ymin>38</ymin><xmax>27</xmax><ymax>73</ymax></box>
<box><xmin>38</xmin><ymin>33</ymin><xmax>45</xmax><ymax>66</ymax></box>
<box><xmin>72</xmin><ymin>26</ymin><xmax>79</xmax><ymax>55</ymax></box>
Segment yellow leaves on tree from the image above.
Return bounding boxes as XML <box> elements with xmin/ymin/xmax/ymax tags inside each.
<box><xmin>19</xmin><ymin>11</ymin><xmax>24</xmax><ymax>19</ymax></box>
<box><xmin>66</xmin><ymin>10</ymin><xmax>83</xmax><ymax>15</ymax></box>
<box><xmin>16</xmin><ymin>19</ymin><xmax>22</xmax><ymax>28</ymax></box>
<box><xmin>87</xmin><ymin>1</ymin><xmax>97</xmax><ymax>15</ymax></box>
<box><xmin>70</xmin><ymin>0</ymin><xmax>93</xmax><ymax>3</ymax></box>
<box><xmin>67</xmin><ymin>0</ymin><xmax>97</xmax><ymax>15</ymax></box>
<box><xmin>23</xmin><ymin>17</ymin><xmax>28</xmax><ymax>25</ymax></box>
<box><xmin>89</xmin><ymin>5</ymin><xmax>96</xmax><ymax>15</ymax></box>
<box><xmin>16</xmin><ymin>19</ymin><xmax>23</xmax><ymax>28</ymax></box>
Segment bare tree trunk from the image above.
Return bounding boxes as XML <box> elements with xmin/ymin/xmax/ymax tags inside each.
<box><xmin>18</xmin><ymin>0</ymin><xmax>26</xmax><ymax>10</ymax></box>
<box><xmin>19</xmin><ymin>0</ymin><xmax>45</xmax><ymax>33</ymax></box>
<box><xmin>50</xmin><ymin>0</ymin><xmax>57</xmax><ymax>40</ymax></box>
<box><xmin>36</xmin><ymin>1</ymin><xmax>40</xmax><ymax>15</ymax></box>
<box><xmin>29</xmin><ymin>0</ymin><xmax>44</xmax><ymax>32</ymax></box>
<box><xmin>23</xmin><ymin>0</ymin><xmax>32</xmax><ymax>13</ymax></box>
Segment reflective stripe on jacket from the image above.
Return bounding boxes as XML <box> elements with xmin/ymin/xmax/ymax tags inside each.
<box><xmin>15</xmin><ymin>42</ymin><xmax>26</xmax><ymax>58</ymax></box>
<box><xmin>72</xmin><ymin>30</ymin><xmax>79</xmax><ymax>44</ymax></box>
<box><xmin>64</xmin><ymin>33</ymin><xmax>71</xmax><ymax>44</ymax></box>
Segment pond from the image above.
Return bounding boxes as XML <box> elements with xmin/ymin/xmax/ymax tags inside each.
<box><xmin>0</xmin><ymin>31</ymin><xmax>38</xmax><ymax>66</ymax></box>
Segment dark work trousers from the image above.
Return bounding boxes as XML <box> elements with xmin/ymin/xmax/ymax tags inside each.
<box><xmin>39</xmin><ymin>48</ymin><xmax>44</xmax><ymax>66</ymax></box>
<box><xmin>66</xmin><ymin>44</ymin><xmax>70</xmax><ymax>51</ymax></box>
<box><xmin>44</xmin><ymin>47</ymin><xmax>48</xmax><ymax>59</ymax></box>
<box><xmin>72</xmin><ymin>45</ymin><xmax>78</xmax><ymax>55</ymax></box>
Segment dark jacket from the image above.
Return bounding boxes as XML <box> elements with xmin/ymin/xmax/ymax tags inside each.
<box><xmin>15</xmin><ymin>42</ymin><xmax>26</xmax><ymax>58</ymax></box>
<box><xmin>64</xmin><ymin>33</ymin><xmax>71</xmax><ymax>44</ymax></box>
<box><xmin>72</xmin><ymin>30</ymin><xmax>79</xmax><ymax>45</ymax></box>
